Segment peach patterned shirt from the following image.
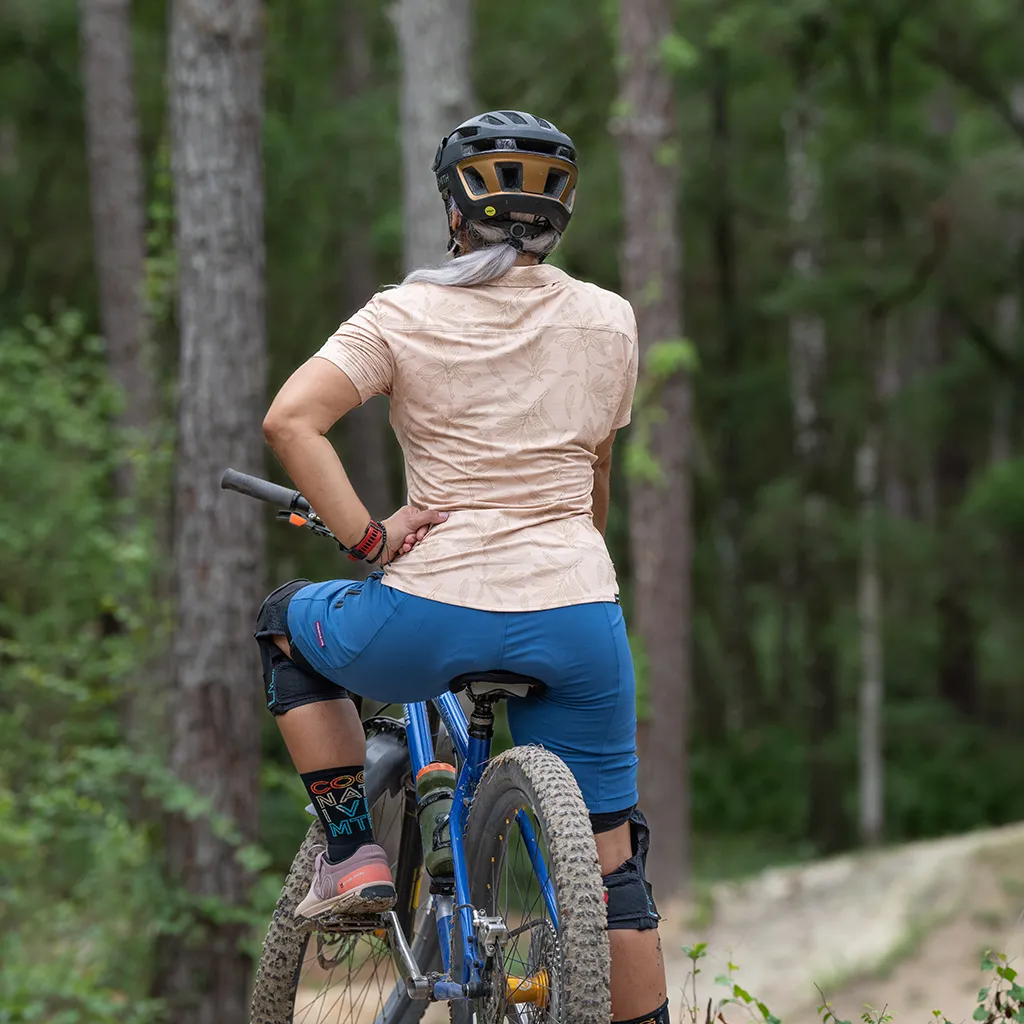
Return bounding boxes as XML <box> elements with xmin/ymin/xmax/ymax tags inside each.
<box><xmin>315</xmin><ymin>264</ymin><xmax>638</xmax><ymax>612</ymax></box>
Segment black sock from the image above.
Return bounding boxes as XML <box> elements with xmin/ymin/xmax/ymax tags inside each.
<box><xmin>614</xmin><ymin>999</ymin><xmax>670</xmax><ymax>1024</ymax></box>
<box><xmin>300</xmin><ymin>766</ymin><xmax>374</xmax><ymax>863</ymax></box>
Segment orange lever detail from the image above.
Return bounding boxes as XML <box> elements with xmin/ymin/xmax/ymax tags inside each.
<box><xmin>289</xmin><ymin>513</ymin><xmax>307</xmax><ymax>527</ymax></box>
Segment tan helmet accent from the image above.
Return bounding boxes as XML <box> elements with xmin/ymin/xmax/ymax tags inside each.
<box><xmin>453</xmin><ymin>151</ymin><xmax>578</xmax><ymax>213</ymax></box>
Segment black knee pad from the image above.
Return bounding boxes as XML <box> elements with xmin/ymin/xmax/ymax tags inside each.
<box><xmin>602</xmin><ymin>808</ymin><xmax>660</xmax><ymax>931</ymax></box>
<box><xmin>255</xmin><ymin>579</ymin><xmax>348</xmax><ymax>715</ymax></box>
<box><xmin>255</xmin><ymin>579</ymin><xmax>311</xmax><ymax>642</ymax></box>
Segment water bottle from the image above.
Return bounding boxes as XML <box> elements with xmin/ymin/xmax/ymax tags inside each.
<box><xmin>416</xmin><ymin>761</ymin><xmax>456</xmax><ymax>877</ymax></box>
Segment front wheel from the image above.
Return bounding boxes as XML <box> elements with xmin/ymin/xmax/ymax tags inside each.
<box><xmin>249</xmin><ymin>720</ymin><xmax>440</xmax><ymax>1024</ymax></box>
<box><xmin>457</xmin><ymin>746</ymin><xmax>611</xmax><ymax>1024</ymax></box>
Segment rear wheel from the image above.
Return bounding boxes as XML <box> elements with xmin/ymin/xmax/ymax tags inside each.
<box><xmin>250</xmin><ymin>720</ymin><xmax>441</xmax><ymax>1024</ymax></box>
<box><xmin>454</xmin><ymin>746</ymin><xmax>610</xmax><ymax>1024</ymax></box>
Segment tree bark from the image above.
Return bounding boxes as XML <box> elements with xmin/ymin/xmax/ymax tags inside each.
<box><xmin>393</xmin><ymin>0</ymin><xmax>474</xmax><ymax>274</ymax></box>
<box><xmin>79</xmin><ymin>0</ymin><xmax>165</xmax><ymax>827</ymax></box>
<box><xmin>338</xmin><ymin>0</ymin><xmax>396</xmax><ymax>522</ymax></box>
<box><xmin>856</xmin><ymin>29</ymin><xmax>902</xmax><ymax>849</ymax></box>
<box><xmin>784</xmin><ymin>55</ymin><xmax>844</xmax><ymax>853</ymax></box>
<box><xmin>78</xmin><ymin>0</ymin><xmax>154</xmax><ymax>499</ymax></box>
<box><xmin>161</xmin><ymin>2</ymin><xmax>266</xmax><ymax>1020</ymax></box>
<box><xmin>991</xmin><ymin>291</ymin><xmax>1016</xmax><ymax>464</ymax></box>
<box><xmin>856</xmin><ymin>429</ymin><xmax>884</xmax><ymax>846</ymax></box>
<box><xmin>990</xmin><ymin>84</ymin><xmax>1024</xmax><ymax>465</ymax></box>
<box><xmin>615</xmin><ymin>0</ymin><xmax>692</xmax><ymax>897</ymax></box>
<box><xmin>709</xmin><ymin>44</ymin><xmax>758</xmax><ymax>733</ymax></box>
<box><xmin>934</xmin><ymin>303</ymin><xmax>978</xmax><ymax>719</ymax></box>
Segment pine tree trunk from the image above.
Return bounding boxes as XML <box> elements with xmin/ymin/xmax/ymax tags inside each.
<box><xmin>857</xmin><ymin>303</ymin><xmax>888</xmax><ymax>849</ymax></box>
<box><xmin>990</xmin><ymin>84</ymin><xmax>1024</xmax><ymax>465</ymax></box>
<box><xmin>856</xmin><ymin>429</ymin><xmax>884</xmax><ymax>846</ymax></box>
<box><xmin>161</xmin><ymin>2</ymin><xmax>266</xmax><ymax>1020</ymax></box>
<box><xmin>393</xmin><ymin>0</ymin><xmax>474</xmax><ymax>274</ymax></box>
<box><xmin>615</xmin><ymin>0</ymin><xmax>692</xmax><ymax>897</ymax></box>
<box><xmin>79</xmin><ymin>0</ymin><xmax>164</xmax><ymax>824</ymax></box>
<box><xmin>991</xmin><ymin>292</ymin><xmax>1016</xmax><ymax>464</ymax></box>
<box><xmin>338</xmin><ymin>0</ymin><xmax>396</xmax><ymax>521</ymax></box>
<box><xmin>935</xmin><ymin>304</ymin><xmax>978</xmax><ymax>719</ymax></box>
<box><xmin>78</xmin><ymin>0</ymin><xmax>154</xmax><ymax>499</ymax></box>
<box><xmin>710</xmin><ymin>44</ymin><xmax>758</xmax><ymax>733</ymax></box>
<box><xmin>784</xmin><ymin>58</ymin><xmax>844</xmax><ymax>853</ymax></box>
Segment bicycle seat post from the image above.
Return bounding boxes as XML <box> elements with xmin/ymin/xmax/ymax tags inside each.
<box><xmin>468</xmin><ymin>693</ymin><xmax>499</xmax><ymax>743</ymax></box>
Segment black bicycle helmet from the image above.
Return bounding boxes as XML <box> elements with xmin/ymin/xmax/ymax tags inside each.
<box><xmin>432</xmin><ymin>110</ymin><xmax>578</xmax><ymax>234</ymax></box>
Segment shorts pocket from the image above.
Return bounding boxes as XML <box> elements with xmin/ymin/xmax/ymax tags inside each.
<box><xmin>289</xmin><ymin>578</ymin><xmax>408</xmax><ymax>679</ymax></box>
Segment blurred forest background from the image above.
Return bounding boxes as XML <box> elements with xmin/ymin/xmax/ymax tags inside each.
<box><xmin>3</xmin><ymin>0</ymin><xmax>1024</xmax><ymax>1021</ymax></box>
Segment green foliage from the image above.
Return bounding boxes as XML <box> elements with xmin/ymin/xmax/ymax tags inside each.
<box><xmin>6</xmin><ymin>0</ymin><xmax>1024</xmax><ymax>1006</ymax></box>
<box><xmin>0</xmin><ymin>314</ymin><xmax>166</xmax><ymax>1019</ymax></box>
<box><xmin>626</xmin><ymin>338</ymin><xmax>699</xmax><ymax>484</ymax></box>
<box><xmin>0</xmin><ymin>313</ymin><xmax>280</xmax><ymax>1019</ymax></box>
<box><xmin>679</xmin><ymin>947</ymin><xmax>1021</xmax><ymax>1024</ymax></box>
<box><xmin>660</xmin><ymin>32</ymin><xmax>701</xmax><ymax>74</ymax></box>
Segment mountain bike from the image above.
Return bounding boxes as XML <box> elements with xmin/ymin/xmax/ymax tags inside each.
<box><xmin>222</xmin><ymin>469</ymin><xmax>611</xmax><ymax>1024</ymax></box>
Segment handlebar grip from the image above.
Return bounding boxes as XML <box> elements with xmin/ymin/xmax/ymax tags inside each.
<box><xmin>220</xmin><ymin>468</ymin><xmax>311</xmax><ymax>513</ymax></box>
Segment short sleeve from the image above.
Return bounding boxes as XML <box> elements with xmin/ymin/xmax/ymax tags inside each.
<box><xmin>314</xmin><ymin>295</ymin><xmax>393</xmax><ymax>402</ymax></box>
<box><xmin>612</xmin><ymin>306</ymin><xmax>639</xmax><ymax>429</ymax></box>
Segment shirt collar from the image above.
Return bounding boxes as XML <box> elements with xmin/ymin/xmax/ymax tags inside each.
<box><xmin>486</xmin><ymin>263</ymin><xmax>567</xmax><ymax>288</ymax></box>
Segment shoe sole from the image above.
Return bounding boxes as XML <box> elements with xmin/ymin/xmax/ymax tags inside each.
<box><xmin>295</xmin><ymin>883</ymin><xmax>397</xmax><ymax>920</ymax></box>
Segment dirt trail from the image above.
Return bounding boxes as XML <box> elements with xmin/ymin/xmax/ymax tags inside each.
<box><xmin>659</xmin><ymin>823</ymin><xmax>1024</xmax><ymax>1023</ymax></box>
<box><xmin>296</xmin><ymin>823</ymin><xmax>1024</xmax><ymax>1022</ymax></box>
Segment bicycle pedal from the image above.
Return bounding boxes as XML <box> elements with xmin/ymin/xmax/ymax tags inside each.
<box><xmin>293</xmin><ymin>910</ymin><xmax>386</xmax><ymax>935</ymax></box>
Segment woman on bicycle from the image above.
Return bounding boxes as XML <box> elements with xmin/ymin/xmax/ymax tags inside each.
<box><xmin>256</xmin><ymin>110</ymin><xmax>669</xmax><ymax>1024</ymax></box>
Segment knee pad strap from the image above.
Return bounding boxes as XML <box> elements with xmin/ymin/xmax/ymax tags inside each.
<box><xmin>258</xmin><ymin>639</ymin><xmax>347</xmax><ymax>715</ymax></box>
<box><xmin>602</xmin><ymin>808</ymin><xmax>660</xmax><ymax>931</ymax></box>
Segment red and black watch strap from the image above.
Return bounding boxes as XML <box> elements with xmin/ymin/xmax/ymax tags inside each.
<box><xmin>344</xmin><ymin>520</ymin><xmax>385</xmax><ymax>562</ymax></box>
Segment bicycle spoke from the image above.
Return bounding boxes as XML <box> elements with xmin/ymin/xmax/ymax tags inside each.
<box><xmin>290</xmin><ymin>787</ymin><xmax>407</xmax><ymax>1023</ymax></box>
<box><xmin>482</xmin><ymin>804</ymin><xmax>559</xmax><ymax>1023</ymax></box>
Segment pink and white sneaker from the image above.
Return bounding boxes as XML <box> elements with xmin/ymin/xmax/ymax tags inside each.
<box><xmin>295</xmin><ymin>844</ymin><xmax>397</xmax><ymax>919</ymax></box>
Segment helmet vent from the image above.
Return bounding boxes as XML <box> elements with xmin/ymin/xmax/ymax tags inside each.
<box><xmin>481</xmin><ymin>114</ymin><xmax>504</xmax><ymax>126</ymax></box>
<box><xmin>543</xmin><ymin>169</ymin><xmax>568</xmax><ymax>197</ymax></box>
<box><xmin>463</xmin><ymin>167</ymin><xmax>489</xmax><ymax>196</ymax></box>
<box><xmin>535</xmin><ymin>117</ymin><xmax>553</xmax><ymax>129</ymax></box>
<box><xmin>498</xmin><ymin>162</ymin><xmax>523</xmax><ymax>191</ymax></box>
<box><xmin>502</xmin><ymin>111</ymin><xmax>529</xmax><ymax>125</ymax></box>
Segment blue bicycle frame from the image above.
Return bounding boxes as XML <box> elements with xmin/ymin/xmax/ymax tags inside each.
<box><xmin>402</xmin><ymin>691</ymin><xmax>558</xmax><ymax>1002</ymax></box>
<box><xmin>216</xmin><ymin>469</ymin><xmax>558</xmax><ymax>1005</ymax></box>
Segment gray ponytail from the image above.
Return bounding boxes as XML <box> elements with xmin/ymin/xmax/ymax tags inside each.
<box><xmin>402</xmin><ymin>198</ymin><xmax>561</xmax><ymax>288</ymax></box>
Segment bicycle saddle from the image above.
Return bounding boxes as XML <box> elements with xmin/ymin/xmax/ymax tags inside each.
<box><xmin>448</xmin><ymin>670</ymin><xmax>541</xmax><ymax>700</ymax></box>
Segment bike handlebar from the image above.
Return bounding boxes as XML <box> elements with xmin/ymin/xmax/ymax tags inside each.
<box><xmin>220</xmin><ymin>468</ymin><xmax>311</xmax><ymax>513</ymax></box>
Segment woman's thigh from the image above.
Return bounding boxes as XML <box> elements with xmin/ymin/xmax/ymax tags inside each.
<box><xmin>286</xmin><ymin>575</ymin><xmax>506</xmax><ymax>704</ymax></box>
<box><xmin>501</xmin><ymin>602</ymin><xmax>638</xmax><ymax>815</ymax></box>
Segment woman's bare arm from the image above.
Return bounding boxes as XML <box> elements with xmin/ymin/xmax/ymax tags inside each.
<box><xmin>262</xmin><ymin>357</ymin><xmax>373</xmax><ymax>548</ymax></box>
<box><xmin>263</xmin><ymin>357</ymin><xmax>446</xmax><ymax>559</ymax></box>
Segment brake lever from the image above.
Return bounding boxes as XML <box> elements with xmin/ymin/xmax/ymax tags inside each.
<box><xmin>275</xmin><ymin>508</ymin><xmax>336</xmax><ymax>540</ymax></box>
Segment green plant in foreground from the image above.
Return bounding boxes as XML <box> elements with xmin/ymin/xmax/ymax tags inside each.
<box><xmin>680</xmin><ymin>945</ymin><xmax>1023</xmax><ymax>1024</ymax></box>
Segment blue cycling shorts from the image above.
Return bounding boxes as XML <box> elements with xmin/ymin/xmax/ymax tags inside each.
<box><xmin>286</xmin><ymin>574</ymin><xmax>638</xmax><ymax>815</ymax></box>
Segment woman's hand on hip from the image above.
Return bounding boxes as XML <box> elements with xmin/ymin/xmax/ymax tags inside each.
<box><xmin>380</xmin><ymin>507</ymin><xmax>448</xmax><ymax>562</ymax></box>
